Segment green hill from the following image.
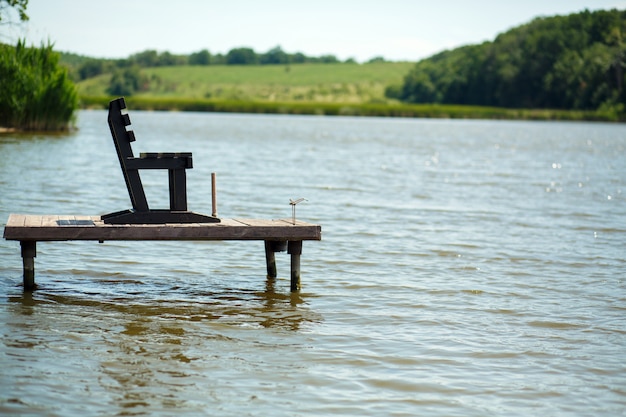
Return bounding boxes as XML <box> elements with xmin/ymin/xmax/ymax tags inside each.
<box><xmin>77</xmin><ymin>62</ymin><xmax>414</xmax><ymax>104</ymax></box>
<box><xmin>70</xmin><ymin>8</ymin><xmax>625</xmax><ymax>122</ymax></box>
<box><xmin>397</xmin><ymin>8</ymin><xmax>626</xmax><ymax>116</ymax></box>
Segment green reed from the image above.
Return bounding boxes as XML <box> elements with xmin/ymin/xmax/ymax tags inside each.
<box><xmin>0</xmin><ymin>40</ymin><xmax>78</xmax><ymax>131</ymax></box>
<box><xmin>80</xmin><ymin>96</ymin><xmax>615</xmax><ymax>122</ymax></box>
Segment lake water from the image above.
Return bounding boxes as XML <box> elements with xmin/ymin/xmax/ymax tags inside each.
<box><xmin>1</xmin><ymin>110</ymin><xmax>625</xmax><ymax>416</ymax></box>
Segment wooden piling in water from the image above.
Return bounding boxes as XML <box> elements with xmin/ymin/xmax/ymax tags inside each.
<box><xmin>265</xmin><ymin>241</ymin><xmax>287</xmax><ymax>279</ymax></box>
<box><xmin>20</xmin><ymin>241</ymin><xmax>36</xmax><ymax>291</ymax></box>
<box><xmin>288</xmin><ymin>240</ymin><xmax>303</xmax><ymax>291</ymax></box>
<box><xmin>265</xmin><ymin>241</ymin><xmax>277</xmax><ymax>278</ymax></box>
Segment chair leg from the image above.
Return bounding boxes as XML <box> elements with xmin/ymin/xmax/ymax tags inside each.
<box><xmin>169</xmin><ymin>168</ymin><xmax>188</xmax><ymax>211</ymax></box>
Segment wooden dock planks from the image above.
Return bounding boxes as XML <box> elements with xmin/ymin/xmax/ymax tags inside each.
<box><xmin>3</xmin><ymin>214</ymin><xmax>321</xmax><ymax>242</ymax></box>
<box><xmin>3</xmin><ymin>214</ymin><xmax>321</xmax><ymax>292</ymax></box>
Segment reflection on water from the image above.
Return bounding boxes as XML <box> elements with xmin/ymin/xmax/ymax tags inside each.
<box><xmin>8</xmin><ymin>277</ymin><xmax>319</xmax><ymax>331</ymax></box>
<box><xmin>1</xmin><ymin>111</ymin><xmax>626</xmax><ymax>416</ymax></box>
<box><xmin>4</xmin><ymin>277</ymin><xmax>321</xmax><ymax>415</ymax></box>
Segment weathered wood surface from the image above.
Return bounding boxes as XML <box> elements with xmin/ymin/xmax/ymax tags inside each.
<box><xmin>4</xmin><ymin>214</ymin><xmax>321</xmax><ymax>242</ymax></box>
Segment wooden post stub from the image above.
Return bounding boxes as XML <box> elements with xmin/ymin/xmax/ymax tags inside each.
<box><xmin>211</xmin><ymin>172</ymin><xmax>218</xmax><ymax>217</ymax></box>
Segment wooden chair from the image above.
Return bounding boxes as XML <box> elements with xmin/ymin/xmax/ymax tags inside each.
<box><xmin>101</xmin><ymin>97</ymin><xmax>219</xmax><ymax>224</ymax></box>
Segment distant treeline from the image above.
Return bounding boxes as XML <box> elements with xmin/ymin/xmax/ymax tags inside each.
<box><xmin>62</xmin><ymin>46</ymin><xmax>385</xmax><ymax>82</ymax></box>
<box><xmin>60</xmin><ymin>8</ymin><xmax>626</xmax><ymax>120</ymax></box>
<box><xmin>390</xmin><ymin>9</ymin><xmax>626</xmax><ymax>115</ymax></box>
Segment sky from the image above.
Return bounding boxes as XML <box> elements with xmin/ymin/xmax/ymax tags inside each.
<box><xmin>9</xmin><ymin>0</ymin><xmax>626</xmax><ymax>62</ymax></box>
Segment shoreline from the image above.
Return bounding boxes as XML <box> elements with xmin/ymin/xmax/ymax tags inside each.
<box><xmin>78</xmin><ymin>96</ymin><xmax>623</xmax><ymax>123</ymax></box>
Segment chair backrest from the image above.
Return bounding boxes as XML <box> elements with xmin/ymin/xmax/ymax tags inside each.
<box><xmin>108</xmin><ymin>97</ymin><xmax>149</xmax><ymax>212</ymax></box>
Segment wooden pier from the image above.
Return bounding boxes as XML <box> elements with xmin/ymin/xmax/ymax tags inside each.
<box><xmin>3</xmin><ymin>214</ymin><xmax>321</xmax><ymax>292</ymax></box>
<box><xmin>4</xmin><ymin>98</ymin><xmax>321</xmax><ymax>293</ymax></box>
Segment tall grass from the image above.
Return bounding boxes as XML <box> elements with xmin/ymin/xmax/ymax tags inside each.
<box><xmin>80</xmin><ymin>96</ymin><xmax>615</xmax><ymax>122</ymax></box>
<box><xmin>0</xmin><ymin>40</ymin><xmax>78</xmax><ymax>131</ymax></box>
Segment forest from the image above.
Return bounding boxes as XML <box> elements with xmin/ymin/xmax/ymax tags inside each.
<box><xmin>392</xmin><ymin>9</ymin><xmax>626</xmax><ymax>115</ymax></box>
<box><xmin>64</xmin><ymin>47</ymin><xmax>369</xmax><ymax>81</ymax></box>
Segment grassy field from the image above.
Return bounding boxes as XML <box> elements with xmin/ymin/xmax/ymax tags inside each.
<box><xmin>77</xmin><ymin>62</ymin><xmax>414</xmax><ymax>103</ymax></box>
<box><xmin>76</xmin><ymin>62</ymin><xmax>621</xmax><ymax>122</ymax></box>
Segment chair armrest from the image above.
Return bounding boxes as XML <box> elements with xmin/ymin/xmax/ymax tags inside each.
<box><xmin>125</xmin><ymin>153</ymin><xmax>193</xmax><ymax>170</ymax></box>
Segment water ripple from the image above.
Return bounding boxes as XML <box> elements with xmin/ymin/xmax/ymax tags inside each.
<box><xmin>1</xmin><ymin>113</ymin><xmax>626</xmax><ymax>416</ymax></box>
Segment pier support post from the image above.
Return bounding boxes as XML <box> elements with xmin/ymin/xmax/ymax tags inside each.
<box><xmin>265</xmin><ymin>241</ymin><xmax>287</xmax><ymax>279</ymax></box>
<box><xmin>20</xmin><ymin>241</ymin><xmax>36</xmax><ymax>291</ymax></box>
<box><xmin>265</xmin><ymin>241</ymin><xmax>277</xmax><ymax>279</ymax></box>
<box><xmin>288</xmin><ymin>240</ymin><xmax>303</xmax><ymax>292</ymax></box>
